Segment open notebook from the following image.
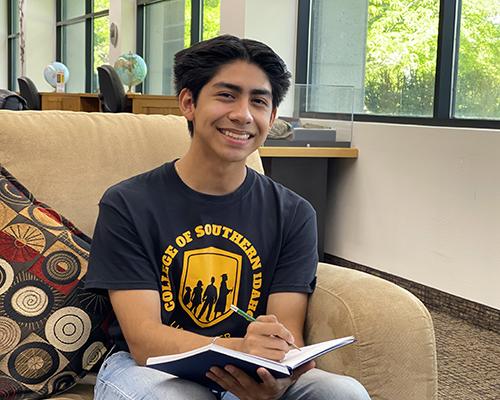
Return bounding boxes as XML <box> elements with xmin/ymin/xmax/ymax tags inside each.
<box><xmin>146</xmin><ymin>336</ymin><xmax>356</xmax><ymax>391</ymax></box>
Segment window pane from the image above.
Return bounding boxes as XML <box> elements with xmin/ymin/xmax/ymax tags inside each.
<box><xmin>202</xmin><ymin>0</ymin><xmax>220</xmax><ymax>41</ymax></box>
<box><xmin>93</xmin><ymin>0</ymin><xmax>110</xmax><ymax>13</ymax></box>
<box><xmin>184</xmin><ymin>0</ymin><xmax>191</xmax><ymax>47</ymax></box>
<box><xmin>454</xmin><ymin>0</ymin><xmax>500</xmax><ymax>119</ymax></box>
<box><xmin>310</xmin><ymin>0</ymin><xmax>439</xmax><ymax>117</ymax></box>
<box><xmin>144</xmin><ymin>0</ymin><xmax>185</xmax><ymax>95</ymax></box>
<box><xmin>93</xmin><ymin>15</ymin><xmax>110</xmax><ymax>92</ymax></box>
<box><xmin>62</xmin><ymin>0</ymin><xmax>86</xmax><ymax>20</ymax></box>
<box><xmin>62</xmin><ymin>22</ymin><xmax>86</xmax><ymax>92</ymax></box>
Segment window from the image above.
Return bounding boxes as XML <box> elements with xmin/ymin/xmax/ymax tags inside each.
<box><xmin>298</xmin><ymin>0</ymin><xmax>499</xmax><ymax>127</ymax></box>
<box><xmin>454</xmin><ymin>0</ymin><xmax>499</xmax><ymax>119</ymax></box>
<box><xmin>7</xmin><ymin>0</ymin><xmax>20</xmax><ymax>91</ymax></box>
<box><xmin>137</xmin><ymin>0</ymin><xmax>220</xmax><ymax>95</ymax></box>
<box><xmin>56</xmin><ymin>0</ymin><xmax>110</xmax><ymax>93</ymax></box>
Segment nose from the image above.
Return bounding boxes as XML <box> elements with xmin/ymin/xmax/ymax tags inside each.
<box><xmin>228</xmin><ymin>99</ymin><xmax>253</xmax><ymax>125</ymax></box>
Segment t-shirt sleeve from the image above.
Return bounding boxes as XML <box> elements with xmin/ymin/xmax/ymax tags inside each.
<box><xmin>269</xmin><ymin>199</ymin><xmax>318</xmax><ymax>294</ymax></box>
<box><xmin>84</xmin><ymin>189</ymin><xmax>158</xmax><ymax>292</ymax></box>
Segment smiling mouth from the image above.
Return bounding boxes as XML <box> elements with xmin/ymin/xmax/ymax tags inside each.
<box><xmin>217</xmin><ymin>128</ymin><xmax>254</xmax><ymax>141</ymax></box>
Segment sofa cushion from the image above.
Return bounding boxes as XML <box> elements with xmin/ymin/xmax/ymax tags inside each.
<box><xmin>0</xmin><ymin>167</ymin><xmax>111</xmax><ymax>399</ymax></box>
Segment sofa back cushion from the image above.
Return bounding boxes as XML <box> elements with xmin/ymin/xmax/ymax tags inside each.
<box><xmin>0</xmin><ymin>111</ymin><xmax>264</xmax><ymax>238</ymax></box>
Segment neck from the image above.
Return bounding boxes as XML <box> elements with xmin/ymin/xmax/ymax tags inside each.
<box><xmin>175</xmin><ymin>151</ymin><xmax>247</xmax><ymax>196</ymax></box>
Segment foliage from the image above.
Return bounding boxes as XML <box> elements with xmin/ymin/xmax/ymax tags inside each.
<box><xmin>184</xmin><ymin>0</ymin><xmax>192</xmax><ymax>47</ymax></box>
<box><xmin>93</xmin><ymin>16</ymin><xmax>109</xmax><ymax>79</ymax></box>
<box><xmin>454</xmin><ymin>0</ymin><xmax>500</xmax><ymax>119</ymax></box>
<box><xmin>203</xmin><ymin>0</ymin><xmax>221</xmax><ymax>41</ymax></box>
<box><xmin>364</xmin><ymin>0</ymin><xmax>499</xmax><ymax>119</ymax></box>
<box><xmin>184</xmin><ymin>0</ymin><xmax>220</xmax><ymax>46</ymax></box>
<box><xmin>364</xmin><ymin>0</ymin><xmax>439</xmax><ymax>116</ymax></box>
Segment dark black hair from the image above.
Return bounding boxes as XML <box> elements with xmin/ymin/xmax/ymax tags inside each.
<box><xmin>174</xmin><ymin>35</ymin><xmax>291</xmax><ymax>135</ymax></box>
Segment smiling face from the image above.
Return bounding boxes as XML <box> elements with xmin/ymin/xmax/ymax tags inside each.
<box><xmin>179</xmin><ymin>60</ymin><xmax>276</xmax><ymax>166</ymax></box>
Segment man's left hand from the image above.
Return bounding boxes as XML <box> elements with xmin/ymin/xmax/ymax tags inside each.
<box><xmin>206</xmin><ymin>360</ymin><xmax>315</xmax><ymax>400</ymax></box>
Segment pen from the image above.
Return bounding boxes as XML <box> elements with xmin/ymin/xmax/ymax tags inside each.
<box><xmin>230</xmin><ymin>304</ymin><xmax>301</xmax><ymax>351</ymax></box>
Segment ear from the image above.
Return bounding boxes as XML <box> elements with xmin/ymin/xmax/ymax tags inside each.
<box><xmin>268</xmin><ymin>107</ymin><xmax>277</xmax><ymax>128</ymax></box>
<box><xmin>178</xmin><ymin>88</ymin><xmax>195</xmax><ymax>121</ymax></box>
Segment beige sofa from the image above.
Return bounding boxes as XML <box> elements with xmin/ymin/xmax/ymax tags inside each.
<box><xmin>0</xmin><ymin>110</ymin><xmax>437</xmax><ymax>400</ymax></box>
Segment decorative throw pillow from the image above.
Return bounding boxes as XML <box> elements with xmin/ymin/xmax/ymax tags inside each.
<box><xmin>0</xmin><ymin>166</ymin><xmax>112</xmax><ymax>399</ymax></box>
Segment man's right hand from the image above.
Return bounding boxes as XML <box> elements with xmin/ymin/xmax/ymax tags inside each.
<box><xmin>238</xmin><ymin>314</ymin><xmax>296</xmax><ymax>361</ymax></box>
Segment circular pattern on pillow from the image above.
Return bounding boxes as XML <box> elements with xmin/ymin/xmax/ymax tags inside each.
<box><xmin>8</xmin><ymin>341</ymin><xmax>60</xmax><ymax>385</ymax></box>
<box><xmin>4</xmin><ymin>279</ymin><xmax>55</xmax><ymax>324</ymax></box>
<box><xmin>28</xmin><ymin>206</ymin><xmax>65</xmax><ymax>231</ymax></box>
<box><xmin>0</xmin><ymin>179</ymin><xmax>32</xmax><ymax>206</ymax></box>
<box><xmin>82</xmin><ymin>341</ymin><xmax>107</xmax><ymax>371</ymax></box>
<box><xmin>47</xmin><ymin>371</ymin><xmax>78</xmax><ymax>394</ymax></box>
<box><xmin>45</xmin><ymin>307</ymin><xmax>91</xmax><ymax>352</ymax></box>
<box><xmin>42</xmin><ymin>251</ymin><xmax>81</xmax><ymax>285</ymax></box>
<box><xmin>0</xmin><ymin>316</ymin><xmax>22</xmax><ymax>355</ymax></box>
<box><xmin>0</xmin><ymin>376</ymin><xmax>24</xmax><ymax>399</ymax></box>
<box><xmin>0</xmin><ymin>259</ymin><xmax>15</xmax><ymax>295</ymax></box>
<box><xmin>0</xmin><ymin>223</ymin><xmax>45</xmax><ymax>262</ymax></box>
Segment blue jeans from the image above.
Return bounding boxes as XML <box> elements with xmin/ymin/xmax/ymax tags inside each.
<box><xmin>94</xmin><ymin>351</ymin><xmax>371</xmax><ymax>400</ymax></box>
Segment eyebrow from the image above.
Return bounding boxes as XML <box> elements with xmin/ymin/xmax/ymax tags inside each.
<box><xmin>213</xmin><ymin>82</ymin><xmax>272</xmax><ymax>98</ymax></box>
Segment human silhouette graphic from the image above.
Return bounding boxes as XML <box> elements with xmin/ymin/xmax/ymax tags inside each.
<box><xmin>190</xmin><ymin>280</ymin><xmax>203</xmax><ymax>314</ymax></box>
<box><xmin>182</xmin><ymin>286</ymin><xmax>192</xmax><ymax>307</ymax></box>
<box><xmin>214</xmin><ymin>273</ymin><xmax>233</xmax><ymax>318</ymax></box>
<box><xmin>197</xmin><ymin>276</ymin><xmax>218</xmax><ymax>321</ymax></box>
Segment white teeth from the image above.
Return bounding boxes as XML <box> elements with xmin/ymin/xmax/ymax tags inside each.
<box><xmin>220</xmin><ymin>129</ymin><xmax>250</xmax><ymax>140</ymax></box>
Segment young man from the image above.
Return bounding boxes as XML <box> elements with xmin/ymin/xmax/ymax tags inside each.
<box><xmin>85</xmin><ymin>35</ymin><xmax>370</xmax><ymax>400</ymax></box>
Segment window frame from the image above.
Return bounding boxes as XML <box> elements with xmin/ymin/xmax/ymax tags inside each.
<box><xmin>296</xmin><ymin>0</ymin><xmax>499</xmax><ymax>129</ymax></box>
<box><xmin>56</xmin><ymin>0</ymin><xmax>109</xmax><ymax>93</ymax></box>
<box><xmin>7</xmin><ymin>0</ymin><xmax>19</xmax><ymax>91</ymax></box>
<box><xmin>135</xmin><ymin>0</ymin><xmax>206</xmax><ymax>93</ymax></box>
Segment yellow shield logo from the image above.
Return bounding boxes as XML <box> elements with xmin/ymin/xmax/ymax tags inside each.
<box><xmin>179</xmin><ymin>247</ymin><xmax>241</xmax><ymax>328</ymax></box>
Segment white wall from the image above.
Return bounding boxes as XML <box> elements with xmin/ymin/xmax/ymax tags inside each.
<box><xmin>326</xmin><ymin>123</ymin><xmax>500</xmax><ymax>309</ymax></box>
<box><xmin>0</xmin><ymin>0</ymin><xmax>7</xmax><ymax>89</ymax></box>
<box><xmin>23</xmin><ymin>0</ymin><xmax>56</xmax><ymax>91</ymax></box>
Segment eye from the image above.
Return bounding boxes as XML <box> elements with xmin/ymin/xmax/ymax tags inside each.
<box><xmin>253</xmin><ymin>98</ymin><xmax>270</xmax><ymax>107</ymax></box>
<box><xmin>217</xmin><ymin>92</ymin><xmax>235</xmax><ymax>100</ymax></box>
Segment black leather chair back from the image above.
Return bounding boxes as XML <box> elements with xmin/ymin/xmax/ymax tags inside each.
<box><xmin>17</xmin><ymin>76</ymin><xmax>41</xmax><ymax>110</ymax></box>
<box><xmin>97</xmin><ymin>65</ymin><xmax>129</xmax><ymax>113</ymax></box>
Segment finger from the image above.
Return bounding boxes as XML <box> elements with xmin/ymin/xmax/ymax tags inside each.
<box><xmin>247</xmin><ymin>320</ymin><xmax>295</xmax><ymax>346</ymax></box>
<box><xmin>256</xmin><ymin>368</ymin><xmax>293</xmax><ymax>396</ymax></box>
<box><xmin>206</xmin><ymin>366</ymin><xmax>241</xmax><ymax>392</ymax></box>
<box><xmin>256</xmin><ymin>367</ymin><xmax>282</xmax><ymax>386</ymax></box>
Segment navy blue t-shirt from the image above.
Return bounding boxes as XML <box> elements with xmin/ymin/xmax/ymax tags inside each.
<box><xmin>85</xmin><ymin>161</ymin><xmax>318</xmax><ymax>351</ymax></box>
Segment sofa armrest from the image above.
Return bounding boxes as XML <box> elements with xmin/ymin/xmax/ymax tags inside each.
<box><xmin>305</xmin><ymin>262</ymin><xmax>437</xmax><ymax>400</ymax></box>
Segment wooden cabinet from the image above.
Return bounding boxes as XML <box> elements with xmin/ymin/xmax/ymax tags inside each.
<box><xmin>126</xmin><ymin>94</ymin><xmax>182</xmax><ymax>116</ymax></box>
<box><xmin>40</xmin><ymin>92</ymin><xmax>100</xmax><ymax>112</ymax></box>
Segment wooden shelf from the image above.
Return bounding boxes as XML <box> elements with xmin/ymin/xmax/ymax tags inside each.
<box><xmin>258</xmin><ymin>146</ymin><xmax>358</xmax><ymax>158</ymax></box>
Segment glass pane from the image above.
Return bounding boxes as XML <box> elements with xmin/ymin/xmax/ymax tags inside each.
<box><xmin>93</xmin><ymin>0</ymin><xmax>110</xmax><ymax>13</ymax></box>
<box><xmin>310</xmin><ymin>0</ymin><xmax>439</xmax><ymax>117</ymax></box>
<box><xmin>144</xmin><ymin>0</ymin><xmax>185</xmax><ymax>95</ymax></box>
<box><xmin>454</xmin><ymin>0</ymin><xmax>500</xmax><ymax>119</ymax></box>
<box><xmin>62</xmin><ymin>22</ymin><xmax>86</xmax><ymax>92</ymax></box>
<box><xmin>185</xmin><ymin>0</ymin><xmax>192</xmax><ymax>47</ymax></box>
<box><xmin>93</xmin><ymin>15</ymin><xmax>110</xmax><ymax>92</ymax></box>
<box><xmin>9</xmin><ymin>0</ymin><xmax>20</xmax><ymax>34</ymax></box>
<box><xmin>202</xmin><ymin>0</ymin><xmax>220</xmax><ymax>41</ymax></box>
<box><xmin>62</xmin><ymin>0</ymin><xmax>86</xmax><ymax>20</ymax></box>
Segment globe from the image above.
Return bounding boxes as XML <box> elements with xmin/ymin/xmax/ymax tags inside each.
<box><xmin>114</xmin><ymin>52</ymin><xmax>148</xmax><ymax>92</ymax></box>
<box><xmin>43</xmin><ymin>62</ymin><xmax>70</xmax><ymax>89</ymax></box>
